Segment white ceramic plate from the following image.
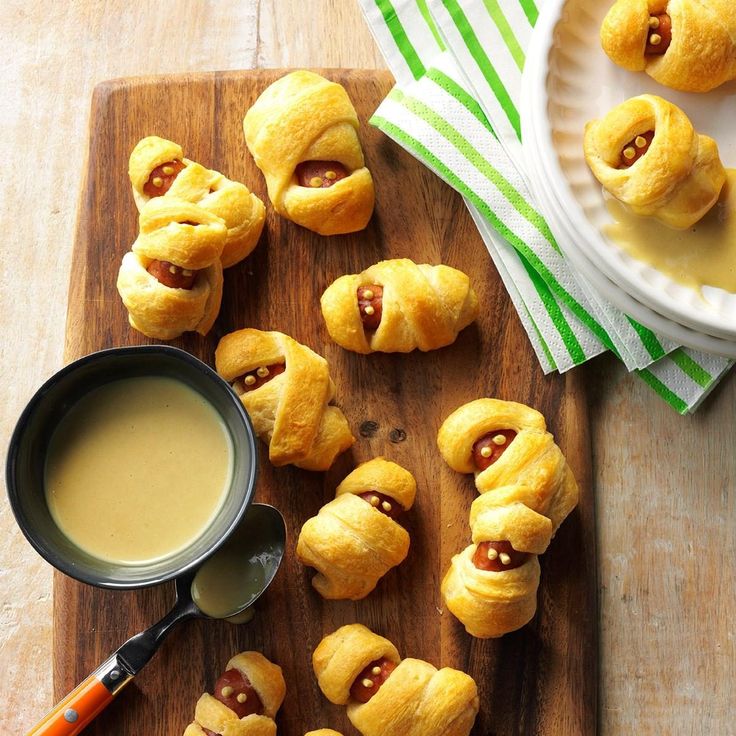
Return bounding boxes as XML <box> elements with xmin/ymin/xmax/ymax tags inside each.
<box><xmin>521</xmin><ymin>0</ymin><xmax>736</xmax><ymax>345</ymax></box>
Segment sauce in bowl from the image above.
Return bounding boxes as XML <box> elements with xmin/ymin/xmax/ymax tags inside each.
<box><xmin>44</xmin><ymin>375</ymin><xmax>233</xmax><ymax>565</ymax></box>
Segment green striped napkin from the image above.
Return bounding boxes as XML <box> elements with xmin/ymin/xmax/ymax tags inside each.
<box><xmin>359</xmin><ymin>0</ymin><xmax>733</xmax><ymax>413</ymax></box>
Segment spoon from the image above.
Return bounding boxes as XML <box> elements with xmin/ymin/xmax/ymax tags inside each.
<box><xmin>28</xmin><ymin>503</ymin><xmax>286</xmax><ymax>736</ymax></box>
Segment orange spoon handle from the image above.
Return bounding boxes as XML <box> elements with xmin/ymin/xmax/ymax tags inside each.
<box><xmin>27</xmin><ymin>655</ymin><xmax>132</xmax><ymax>736</ymax></box>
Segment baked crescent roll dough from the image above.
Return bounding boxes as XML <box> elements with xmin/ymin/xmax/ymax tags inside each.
<box><xmin>437</xmin><ymin>398</ymin><xmax>578</xmax><ymax>530</ymax></box>
<box><xmin>215</xmin><ymin>328</ymin><xmax>354</xmax><ymax>470</ymax></box>
<box><xmin>441</xmin><ymin>495</ymin><xmax>554</xmax><ymax>638</ymax></box>
<box><xmin>243</xmin><ymin>70</ymin><xmax>374</xmax><ymax>235</ymax></box>
<box><xmin>116</xmin><ymin>197</ymin><xmax>225</xmax><ymax>339</ymax></box>
<box><xmin>305</xmin><ymin>731</ymin><xmax>344</xmax><ymax>736</ymax></box>
<box><xmin>296</xmin><ymin>458</ymin><xmax>416</xmax><ymax>599</ymax></box>
<box><xmin>183</xmin><ymin>651</ymin><xmax>286</xmax><ymax>736</ymax></box>
<box><xmin>583</xmin><ymin>95</ymin><xmax>725</xmax><ymax>229</ymax></box>
<box><xmin>438</xmin><ymin>399</ymin><xmax>579</xmax><ymax>637</ymax></box>
<box><xmin>320</xmin><ymin>258</ymin><xmax>479</xmax><ymax>353</ymax></box>
<box><xmin>313</xmin><ymin>624</ymin><xmax>479</xmax><ymax>736</ymax></box>
<box><xmin>129</xmin><ymin>135</ymin><xmax>265</xmax><ymax>267</ymax></box>
<box><xmin>601</xmin><ymin>0</ymin><xmax>736</xmax><ymax>92</ymax></box>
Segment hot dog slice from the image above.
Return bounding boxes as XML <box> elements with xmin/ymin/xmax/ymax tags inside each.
<box><xmin>357</xmin><ymin>284</ymin><xmax>383</xmax><ymax>331</ymax></box>
<box><xmin>143</xmin><ymin>159</ymin><xmax>186</xmax><ymax>197</ymax></box>
<box><xmin>296</xmin><ymin>161</ymin><xmax>349</xmax><ymax>188</ymax></box>
<box><xmin>645</xmin><ymin>14</ymin><xmax>672</xmax><ymax>55</ymax></box>
<box><xmin>213</xmin><ymin>668</ymin><xmax>264</xmax><ymax>718</ymax></box>
<box><xmin>349</xmin><ymin>658</ymin><xmax>398</xmax><ymax>703</ymax></box>
<box><xmin>233</xmin><ymin>363</ymin><xmax>286</xmax><ymax>394</ymax></box>
<box><xmin>619</xmin><ymin>130</ymin><xmax>655</xmax><ymax>169</ymax></box>
<box><xmin>473</xmin><ymin>541</ymin><xmax>529</xmax><ymax>572</ymax></box>
<box><xmin>472</xmin><ymin>430</ymin><xmax>517</xmax><ymax>471</ymax></box>
<box><xmin>357</xmin><ymin>491</ymin><xmax>403</xmax><ymax>520</ymax></box>
<box><xmin>146</xmin><ymin>260</ymin><xmax>197</xmax><ymax>289</ymax></box>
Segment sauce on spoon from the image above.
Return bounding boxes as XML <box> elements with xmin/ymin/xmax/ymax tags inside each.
<box><xmin>191</xmin><ymin>513</ymin><xmax>283</xmax><ymax>619</ymax></box>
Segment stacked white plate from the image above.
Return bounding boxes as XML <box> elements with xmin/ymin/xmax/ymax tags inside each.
<box><xmin>520</xmin><ymin>0</ymin><xmax>736</xmax><ymax>358</ymax></box>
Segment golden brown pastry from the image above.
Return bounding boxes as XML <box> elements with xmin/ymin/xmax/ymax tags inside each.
<box><xmin>215</xmin><ymin>328</ymin><xmax>354</xmax><ymax>470</ymax></box>
<box><xmin>441</xmin><ymin>490</ymin><xmax>554</xmax><ymax>638</ymax></box>
<box><xmin>320</xmin><ymin>259</ymin><xmax>479</xmax><ymax>354</ymax></box>
<box><xmin>129</xmin><ymin>135</ymin><xmax>265</xmax><ymax>267</ymax></box>
<box><xmin>116</xmin><ymin>197</ymin><xmax>225</xmax><ymax>339</ymax></box>
<box><xmin>437</xmin><ymin>399</ymin><xmax>579</xmax><ymax>637</ymax></box>
<box><xmin>183</xmin><ymin>651</ymin><xmax>286</xmax><ymax>736</ymax></box>
<box><xmin>305</xmin><ymin>731</ymin><xmax>344</xmax><ymax>736</ymax></box>
<box><xmin>313</xmin><ymin>624</ymin><xmax>479</xmax><ymax>736</ymax></box>
<box><xmin>583</xmin><ymin>95</ymin><xmax>726</xmax><ymax>230</ymax></box>
<box><xmin>296</xmin><ymin>458</ymin><xmax>416</xmax><ymax>599</ymax></box>
<box><xmin>436</xmin><ymin>399</ymin><xmax>578</xmax><ymax>529</ymax></box>
<box><xmin>243</xmin><ymin>71</ymin><xmax>374</xmax><ymax>235</ymax></box>
<box><xmin>600</xmin><ymin>0</ymin><xmax>736</xmax><ymax>92</ymax></box>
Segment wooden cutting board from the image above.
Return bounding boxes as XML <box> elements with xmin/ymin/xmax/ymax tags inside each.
<box><xmin>56</xmin><ymin>69</ymin><xmax>596</xmax><ymax>736</ymax></box>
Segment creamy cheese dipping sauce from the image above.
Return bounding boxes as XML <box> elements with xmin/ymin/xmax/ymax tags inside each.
<box><xmin>604</xmin><ymin>169</ymin><xmax>736</xmax><ymax>295</ymax></box>
<box><xmin>44</xmin><ymin>376</ymin><xmax>233</xmax><ymax>565</ymax></box>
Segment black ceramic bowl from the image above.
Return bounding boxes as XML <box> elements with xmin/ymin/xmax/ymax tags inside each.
<box><xmin>6</xmin><ymin>345</ymin><xmax>258</xmax><ymax>589</ymax></box>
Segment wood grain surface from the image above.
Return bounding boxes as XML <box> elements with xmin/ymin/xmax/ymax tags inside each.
<box><xmin>53</xmin><ymin>69</ymin><xmax>595</xmax><ymax>736</ymax></box>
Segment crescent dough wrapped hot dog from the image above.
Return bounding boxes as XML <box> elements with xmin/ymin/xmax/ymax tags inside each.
<box><xmin>313</xmin><ymin>624</ymin><xmax>479</xmax><ymax>736</ymax></box>
<box><xmin>583</xmin><ymin>95</ymin><xmax>725</xmax><ymax>229</ymax></box>
<box><xmin>116</xmin><ymin>197</ymin><xmax>225</xmax><ymax>339</ymax></box>
<box><xmin>243</xmin><ymin>70</ymin><xmax>374</xmax><ymax>235</ymax></box>
<box><xmin>183</xmin><ymin>651</ymin><xmax>286</xmax><ymax>736</ymax></box>
<box><xmin>437</xmin><ymin>399</ymin><xmax>579</xmax><ymax>637</ymax></box>
<box><xmin>215</xmin><ymin>328</ymin><xmax>354</xmax><ymax>471</ymax></box>
<box><xmin>297</xmin><ymin>458</ymin><xmax>416</xmax><ymax>599</ymax></box>
<box><xmin>437</xmin><ymin>399</ymin><xmax>578</xmax><ymax>529</ymax></box>
<box><xmin>600</xmin><ymin>0</ymin><xmax>736</xmax><ymax>92</ymax></box>
<box><xmin>129</xmin><ymin>135</ymin><xmax>266</xmax><ymax>267</ymax></box>
<box><xmin>441</xmin><ymin>489</ymin><xmax>554</xmax><ymax>638</ymax></box>
<box><xmin>320</xmin><ymin>258</ymin><xmax>479</xmax><ymax>354</ymax></box>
